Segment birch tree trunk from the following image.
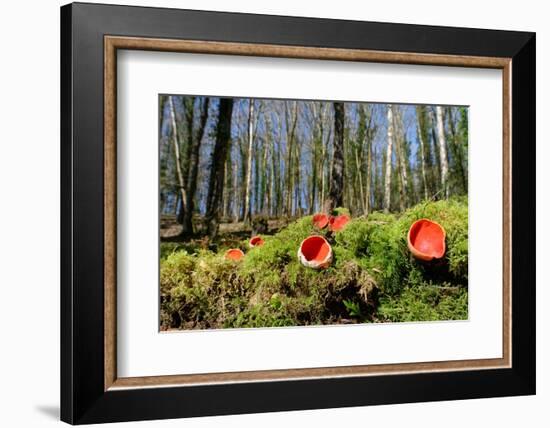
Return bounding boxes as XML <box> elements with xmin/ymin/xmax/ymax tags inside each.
<box><xmin>274</xmin><ymin>117</ymin><xmax>283</xmax><ymax>217</ymax></box>
<box><xmin>435</xmin><ymin>106</ymin><xmax>449</xmax><ymax>198</ymax></box>
<box><xmin>319</xmin><ymin>104</ymin><xmax>329</xmax><ymax>213</ymax></box>
<box><xmin>254</xmin><ymin>139</ymin><xmax>261</xmax><ymax>214</ymax></box>
<box><xmin>264</xmin><ymin>128</ymin><xmax>272</xmax><ymax>215</ymax></box>
<box><xmin>394</xmin><ymin>107</ymin><xmax>410</xmax><ymax>209</ymax></box>
<box><xmin>294</xmin><ymin>134</ymin><xmax>301</xmax><ymax>216</ymax></box>
<box><xmin>309</xmin><ymin>103</ymin><xmax>319</xmax><ymax>215</ymax></box>
<box><xmin>284</xmin><ymin>102</ymin><xmax>298</xmax><ymax>216</ymax></box>
<box><xmin>428</xmin><ymin>108</ymin><xmax>442</xmax><ymax>194</ymax></box>
<box><xmin>416</xmin><ymin>106</ymin><xmax>429</xmax><ymax>200</ymax></box>
<box><xmin>167</xmin><ymin>96</ymin><xmax>187</xmax><ymax>220</ymax></box>
<box><xmin>383</xmin><ymin>104</ymin><xmax>394</xmax><ymax>213</ymax></box>
<box><xmin>373</xmin><ymin>146</ymin><xmax>380</xmax><ymax>210</ymax></box>
<box><xmin>243</xmin><ymin>99</ymin><xmax>255</xmax><ymax>223</ymax></box>
<box><xmin>365</xmin><ymin>118</ymin><xmax>373</xmax><ymax>214</ymax></box>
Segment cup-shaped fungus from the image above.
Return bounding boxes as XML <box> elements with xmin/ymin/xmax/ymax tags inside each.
<box><xmin>297</xmin><ymin>235</ymin><xmax>333</xmax><ymax>269</ymax></box>
<box><xmin>312</xmin><ymin>213</ymin><xmax>329</xmax><ymax>229</ymax></box>
<box><xmin>328</xmin><ymin>214</ymin><xmax>351</xmax><ymax>232</ymax></box>
<box><xmin>249</xmin><ymin>235</ymin><xmax>265</xmax><ymax>248</ymax></box>
<box><xmin>407</xmin><ymin>219</ymin><xmax>446</xmax><ymax>261</ymax></box>
<box><xmin>224</xmin><ymin>248</ymin><xmax>245</xmax><ymax>261</ymax></box>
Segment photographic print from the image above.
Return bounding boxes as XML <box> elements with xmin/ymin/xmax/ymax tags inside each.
<box><xmin>159</xmin><ymin>96</ymin><xmax>468</xmax><ymax>331</ymax></box>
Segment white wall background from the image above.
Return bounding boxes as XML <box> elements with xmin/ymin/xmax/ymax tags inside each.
<box><xmin>0</xmin><ymin>0</ymin><xmax>546</xmax><ymax>426</ymax></box>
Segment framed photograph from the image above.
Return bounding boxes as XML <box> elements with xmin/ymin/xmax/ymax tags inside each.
<box><xmin>61</xmin><ymin>2</ymin><xmax>535</xmax><ymax>424</ymax></box>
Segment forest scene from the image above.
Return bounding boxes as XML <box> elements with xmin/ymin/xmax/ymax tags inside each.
<box><xmin>159</xmin><ymin>95</ymin><xmax>469</xmax><ymax>330</ymax></box>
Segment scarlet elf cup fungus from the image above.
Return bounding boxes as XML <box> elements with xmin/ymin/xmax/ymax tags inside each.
<box><xmin>407</xmin><ymin>219</ymin><xmax>446</xmax><ymax>262</ymax></box>
<box><xmin>328</xmin><ymin>214</ymin><xmax>351</xmax><ymax>232</ymax></box>
<box><xmin>312</xmin><ymin>213</ymin><xmax>329</xmax><ymax>229</ymax></box>
<box><xmin>249</xmin><ymin>235</ymin><xmax>265</xmax><ymax>248</ymax></box>
<box><xmin>297</xmin><ymin>235</ymin><xmax>333</xmax><ymax>269</ymax></box>
<box><xmin>224</xmin><ymin>248</ymin><xmax>245</xmax><ymax>261</ymax></box>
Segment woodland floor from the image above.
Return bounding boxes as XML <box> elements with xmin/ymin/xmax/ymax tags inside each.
<box><xmin>159</xmin><ymin>198</ymin><xmax>469</xmax><ymax>330</ymax></box>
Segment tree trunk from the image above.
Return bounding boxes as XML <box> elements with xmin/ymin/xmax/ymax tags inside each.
<box><xmin>205</xmin><ymin>98</ymin><xmax>234</xmax><ymax>239</ymax></box>
<box><xmin>416</xmin><ymin>106</ymin><xmax>429</xmax><ymax>200</ymax></box>
<box><xmin>373</xmin><ymin>146</ymin><xmax>381</xmax><ymax>210</ymax></box>
<box><xmin>255</xmin><ymin>139</ymin><xmax>261</xmax><ymax>214</ymax></box>
<box><xmin>243</xmin><ymin>99</ymin><xmax>255</xmax><ymax>223</ymax></box>
<box><xmin>447</xmin><ymin>107</ymin><xmax>468</xmax><ymax>194</ymax></box>
<box><xmin>383</xmin><ymin>104</ymin><xmax>394</xmax><ymax>212</ymax></box>
<box><xmin>394</xmin><ymin>107</ymin><xmax>410</xmax><ymax>209</ymax></box>
<box><xmin>324</xmin><ymin>102</ymin><xmax>345</xmax><ymax>213</ymax></box>
<box><xmin>294</xmin><ymin>134</ymin><xmax>301</xmax><ymax>216</ymax></box>
<box><xmin>319</xmin><ymin>104</ymin><xmax>329</xmax><ymax>214</ymax></box>
<box><xmin>365</xmin><ymin>119</ymin><xmax>373</xmax><ymax>214</ymax></box>
<box><xmin>264</xmin><ymin>127</ymin><xmax>272</xmax><ymax>216</ymax></box>
<box><xmin>435</xmin><ymin>106</ymin><xmax>449</xmax><ymax>198</ymax></box>
<box><xmin>222</xmin><ymin>150</ymin><xmax>231</xmax><ymax>219</ymax></box>
<box><xmin>271</xmin><ymin>115</ymin><xmax>281</xmax><ymax>218</ymax></box>
<box><xmin>181</xmin><ymin>97</ymin><xmax>209</xmax><ymax>235</ymax></box>
<box><xmin>309</xmin><ymin>103</ymin><xmax>320</xmax><ymax>214</ymax></box>
<box><xmin>182</xmin><ymin>97</ymin><xmax>195</xmax><ymax>185</ymax></box>
<box><xmin>238</xmin><ymin>136</ymin><xmax>247</xmax><ymax>220</ymax></box>
<box><xmin>159</xmin><ymin>96</ymin><xmax>166</xmax><ymax>132</ymax></box>
<box><xmin>167</xmin><ymin>96</ymin><xmax>187</xmax><ymax>222</ymax></box>
<box><xmin>232</xmin><ymin>160</ymin><xmax>239</xmax><ymax>222</ymax></box>
<box><xmin>158</xmin><ymin>95</ymin><xmax>167</xmax><ymax>213</ymax></box>
<box><xmin>428</xmin><ymin>108</ymin><xmax>442</xmax><ymax>196</ymax></box>
<box><xmin>355</xmin><ymin>144</ymin><xmax>365</xmax><ymax>213</ymax></box>
<box><xmin>284</xmin><ymin>102</ymin><xmax>298</xmax><ymax>216</ymax></box>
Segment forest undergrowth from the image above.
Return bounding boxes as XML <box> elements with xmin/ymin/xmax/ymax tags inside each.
<box><xmin>160</xmin><ymin>197</ymin><xmax>468</xmax><ymax>330</ymax></box>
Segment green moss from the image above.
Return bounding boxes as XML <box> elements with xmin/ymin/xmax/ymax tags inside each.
<box><xmin>160</xmin><ymin>199</ymin><xmax>468</xmax><ymax>329</ymax></box>
<box><xmin>378</xmin><ymin>285</ymin><xmax>468</xmax><ymax>322</ymax></box>
<box><xmin>333</xmin><ymin>198</ymin><xmax>468</xmax><ymax>294</ymax></box>
<box><xmin>332</xmin><ymin>207</ymin><xmax>351</xmax><ymax>217</ymax></box>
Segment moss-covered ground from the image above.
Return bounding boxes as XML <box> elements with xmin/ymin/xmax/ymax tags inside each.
<box><xmin>160</xmin><ymin>198</ymin><xmax>468</xmax><ymax>330</ymax></box>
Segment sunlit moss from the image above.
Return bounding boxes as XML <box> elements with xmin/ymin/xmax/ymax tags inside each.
<box><xmin>160</xmin><ymin>198</ymin><xmax>468</xmax><ymax>329</ymax></box>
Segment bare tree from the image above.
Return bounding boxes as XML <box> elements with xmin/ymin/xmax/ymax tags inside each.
<box><xmin>435</xmin><ymin>105</ymin><xmax>449</xmax><ymax>198</ymax></box>
<box><xmin>365</xmin><ymin>106</ymin><xmax>374</xmax><ymax>214</ymax></box>
<box><xmin>393</xmin><ymin>106</ymin><xmax>410</xmax><ymax>210</ymax></box>
<box><xmin>416</xmin><ymin>106</ymin><xmax>429</xmax><ymax>200</ymax></box>
<box><xmin>446</xmin><ymin>107</ymin><xmax>467</xmax><ymax>194</ymax></box>
<box><xmin>243</xmin><ymin>99</ymin><xmax>255</xmax><ymax>223</ymax></box>
<box><xmin>167</xmin><ymin>96</ymin><xmax>187</xmax><ymax>218</ymax></box>
<box><xmin>205</xmin><ymin>98</ymin><xmax>234</xmax><ymax>239</ymax></box>
<box><xmin>232</xmin><ymin>159</ymin><xmax>239</xmax><ymax>222</ymax></box>
<box><xmin>324</xmin><ymin>102</ymin><xmax>345</xmax><ymax>213</ymax></box>
<box><xmin>319</xmin><ymin>104</ymin><xmax>332</xmax><ymax>212</ymax></box>
<box><xmin>284</xmin><ymin>101</ymin><xmax>298</xmax><ymax>216</ymax></box>
<box><xmin>181</xmin><ymin>97</ymin><xmax>209</xmax><ymax>235</ymax></box>
<box><xmin>159</xmin><ymin>96</ymin><xmax>166</xmax><ymax>131</ymax></box>
<box><xmin>383</xmin><ymin>104</ymin><xmax>394</xmax><ymax>212</ymax></box>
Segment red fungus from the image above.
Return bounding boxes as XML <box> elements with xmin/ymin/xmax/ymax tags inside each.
<box><xmin>224</xmin><ymin>248</ymin><xmax>245</xmax><ymax>261</ymax></box>
<box><xmin>407</xmin><ymin>219</ymin><xmax>446</xmax><ymax>261</ymax></box>
<box><xmin>312</xmin><ymin>213</ymin><xmax>329</xmax><ymax>229</ymax></box>
<box><xmin>328</xmin><ymin>214</ymin><xmax>351</xmax><ymax>232</ymax></box>
<box><xmin>249</xmin><ymin>235</ymin><xmax>265</xmax><ymax>248</ymax></box>
<box><xmin>297</xmin><ymin>235</ymin><xmax>333</xmax><ymax>269</ymax></box>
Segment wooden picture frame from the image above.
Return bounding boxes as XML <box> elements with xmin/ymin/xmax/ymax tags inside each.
<box><xmin>61</xmin><ymin>2</ymin><xmax>535</xmax><ymax>424</ymax></box>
